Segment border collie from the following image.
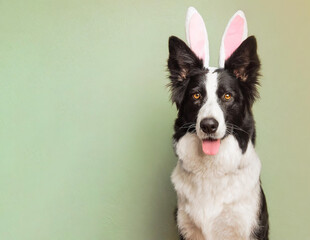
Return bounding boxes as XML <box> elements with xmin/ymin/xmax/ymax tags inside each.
<box><xmin>167</xmin><ymin>7</ymin><xmax>269</xmax><ymax>240</ymax></box>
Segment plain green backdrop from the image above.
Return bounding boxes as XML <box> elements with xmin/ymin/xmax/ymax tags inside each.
<box><xmin>0</xmin><ymin>0</ymin><xmax>310</xmax><ymax>239</ymax></box>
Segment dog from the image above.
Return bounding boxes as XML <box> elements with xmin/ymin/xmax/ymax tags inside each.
<box><xmin>167</xmin><ymin>7</ymin><xmax>269</xmax><ymax>240</ymax></box>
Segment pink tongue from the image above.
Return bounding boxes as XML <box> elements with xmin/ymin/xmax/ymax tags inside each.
<box><xmin>202</xmin><ymin>140</ymin><xmax>221</xmax><ymax>155</ymax></box>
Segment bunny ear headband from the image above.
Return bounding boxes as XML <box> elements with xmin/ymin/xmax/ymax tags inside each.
<box><xmin>185</xmin><ymin>7</ymin><xmax>248</xmax><ymax>68</ymax></box>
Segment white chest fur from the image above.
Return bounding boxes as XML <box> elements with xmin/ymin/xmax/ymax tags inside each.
<box><xmin>171</xmin><ymin>133</ymin><xmax>262</xmax><ymax>240</ymax></box>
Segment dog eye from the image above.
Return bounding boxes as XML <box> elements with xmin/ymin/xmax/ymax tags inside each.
<box><xmin>192</xmin><ymin>93</ymin><xmax>201</xmax><ymax>100</ymax></box>
<box><xmin>223</xmin><ymin>93</ymin><xmax>232</xmax><ymax>101</ymax></box>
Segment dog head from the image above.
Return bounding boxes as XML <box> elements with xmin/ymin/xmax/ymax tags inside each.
<box><xmin>168</xmin><ymin>8</ymin><xmax>260</xmax><ymax>155</ymax></box>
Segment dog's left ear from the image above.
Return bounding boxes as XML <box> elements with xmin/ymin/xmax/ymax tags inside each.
<box><xmin>225</xmin><ymin>36</ymin><xmax>260</xmax><ymax>82</ymax></box>
<box><xmin>219</xmin><ymin>11</ymin><xmax>260</xmax><ymax>105</ymax></box>
<box><xmin>225</xmin><ymin>36</ymin><xmax>261</xmax><ymax>105</ymax></box>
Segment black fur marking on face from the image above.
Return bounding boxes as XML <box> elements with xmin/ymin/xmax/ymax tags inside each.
<box><xmin>167</xmin><ymin>36</ymin><xmax>208</xmax><ymax>141</ymax></box>
<box><xmin>167</xmin><ymin>36</ymin><xmax>207</xmax><ymax>110</ymax></box>
<box><xmin>173</xmin><ymin>73</ymin><xmax>207</xmax><ymax>141</ymax></box>
<box><xmin>216</xmin><ymin>69</ymin><xmax>256</xmax><ymax>153</ymax></box>
<box><xmin>225</xmin><ymin>36</ymin><xmax>261</xmax><ymax>107</ymax></box>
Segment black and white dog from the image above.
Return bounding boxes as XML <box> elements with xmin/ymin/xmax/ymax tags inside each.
<box><xmin>167</xmin><ymin>8</ymin><xmax>269</xmax><ymax>240</ymax></box>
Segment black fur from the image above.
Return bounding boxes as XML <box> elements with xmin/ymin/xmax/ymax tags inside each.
<box><xmin>252</xmin><ymin>187</ymin><xmax>270</xmax><ymax>240</ymax></box>
<box><xmin>225</xmin><ymin>36</ymin><xmax>261</xmax><ymax>107</ymax></box>
<box><xmin>167</xmin><ymin>35</ymin><xmax>269</xmax><ymax>240</ymax></box>
<box><xmin>168</xmin><ymin>36</ymin><xmax>207</xmax><ymax>109</ymax></box>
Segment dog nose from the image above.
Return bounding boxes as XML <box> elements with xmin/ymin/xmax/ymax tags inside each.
<box><xmin>200</xmin><ymin>118</ymin><xmax>219</xmax><ymax>134</ymax></box>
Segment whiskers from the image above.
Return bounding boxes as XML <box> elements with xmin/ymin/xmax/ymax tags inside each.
<box><xmin>178</xmin><ymin>122</ymin><xmax>250</xmax><ymax>136</ymax></box>
<box><xmin>179</xmin><ymin>122</ymin><xmax>197</xmax><ymax>134</ymax></box>
<box><xmin>226</xmin><ymin>123</ymin><xmax>250</xmax><ymax>136</ymax></box>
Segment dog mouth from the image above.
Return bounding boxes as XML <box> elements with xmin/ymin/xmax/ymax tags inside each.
<box><xmin>201</xmin><ymin>137</ymin><xmax>221</xmax><ymax>155</ymax></box>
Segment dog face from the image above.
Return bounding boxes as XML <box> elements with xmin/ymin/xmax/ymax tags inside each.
<box><xmin>168</xmin><ymin>36</ymin><xmax>260</xmax><ymax>154</ymax></box>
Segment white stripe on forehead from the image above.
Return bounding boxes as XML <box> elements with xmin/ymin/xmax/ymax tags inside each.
<box><xmin>206</xmin><ymin>67</ymin><xmax>218</xmax><ymax>102</ymax></box>
<box><xmin>196</xmin><ymin>67</ymin><xmax>226</xmax><ymax>139</ymax></box>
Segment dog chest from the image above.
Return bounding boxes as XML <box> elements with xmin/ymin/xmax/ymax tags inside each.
<box><xmin>172</xmin><ymin>158</ymin><xmax>261</xmax><ymax>239</ymax></box>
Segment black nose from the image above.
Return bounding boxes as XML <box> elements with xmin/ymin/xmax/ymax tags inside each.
<box><xmin>200</xmin><ymin>118</ymin><xmax>219</xmax><ymax>134</ymax></box>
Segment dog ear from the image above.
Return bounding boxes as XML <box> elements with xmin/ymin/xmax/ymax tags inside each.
<box><xmin>167</xmin><ymin>36</ymin><xmax>203</xmax><ymax>108</ymax></box>
<box><xmin>225</xmin><ymin>36</ymin><xmax>261</xmax><ymax>104</ymax></box>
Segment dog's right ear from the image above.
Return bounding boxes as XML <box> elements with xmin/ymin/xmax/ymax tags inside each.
<box><xmin>168</xmin><ymin>36</ymin><xmax>203</xmax><ymax>108</ymax></box>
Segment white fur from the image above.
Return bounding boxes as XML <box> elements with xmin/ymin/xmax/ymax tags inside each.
<box><xmin>196</xmin><ymin>68</ymin><xmax>226</xmax><ymax>140</ymax></box>
<box><xmin>171</xmin><ymin>133</ymin><xmax>261</xmax><ymax>240</ymax></box>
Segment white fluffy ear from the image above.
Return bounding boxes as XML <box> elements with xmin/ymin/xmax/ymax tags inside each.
<box><xmin>219</xmin><ymin>10</ymin><xmax>248</xmax><ymax>68</ymax></box>
<box><xmin>185</xmin><ymin>7</ymin><xmax>209</xmax><ymax>68</ymax></box>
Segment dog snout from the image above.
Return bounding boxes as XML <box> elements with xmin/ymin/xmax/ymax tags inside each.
<box><xmin>200</xmin><ymin>118</ymin><xmax>219</xmax><ymax>134</ymax></box>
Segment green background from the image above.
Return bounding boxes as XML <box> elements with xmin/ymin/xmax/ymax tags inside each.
<box><xmin>1</xmin><ymin>0</ymin><xmax>309</xmax><ymax>239</ymax></box>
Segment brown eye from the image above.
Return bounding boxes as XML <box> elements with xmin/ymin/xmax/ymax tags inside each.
<box><xmin>223</xmin><ymin>93</ymin><xmax>232</xmax><ymax>101</ymax></box>
<box><xmin>192</xmin><ymin>93</ymin><xmax>201</xmax><ymax>100</ymax></box>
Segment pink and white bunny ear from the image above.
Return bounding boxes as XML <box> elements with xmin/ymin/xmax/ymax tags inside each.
<box><xmin>219</xmin><ymin>10</ymin><xmax>248</xmax><ymax>68</ymax></box>
<box><xmin>185</xmin><ymin>7</ymin><xmax>209</xmax><ymax>67</ymax></box>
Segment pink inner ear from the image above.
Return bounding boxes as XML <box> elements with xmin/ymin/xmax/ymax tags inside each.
<box><xmin>224</xmin><ymin>15</ymin><xmax>244</xmax><ymax>60</ymax></box>
<box><xmin>189</xmin><ymin>12</ymin><xmax>206</xmax><ymax>61</ymax></box>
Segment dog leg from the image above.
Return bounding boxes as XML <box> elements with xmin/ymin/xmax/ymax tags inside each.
<box><xmin>177</xmin><ymin>209</ymin><xmax>205</xmax><ymax>240</ymax></box>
